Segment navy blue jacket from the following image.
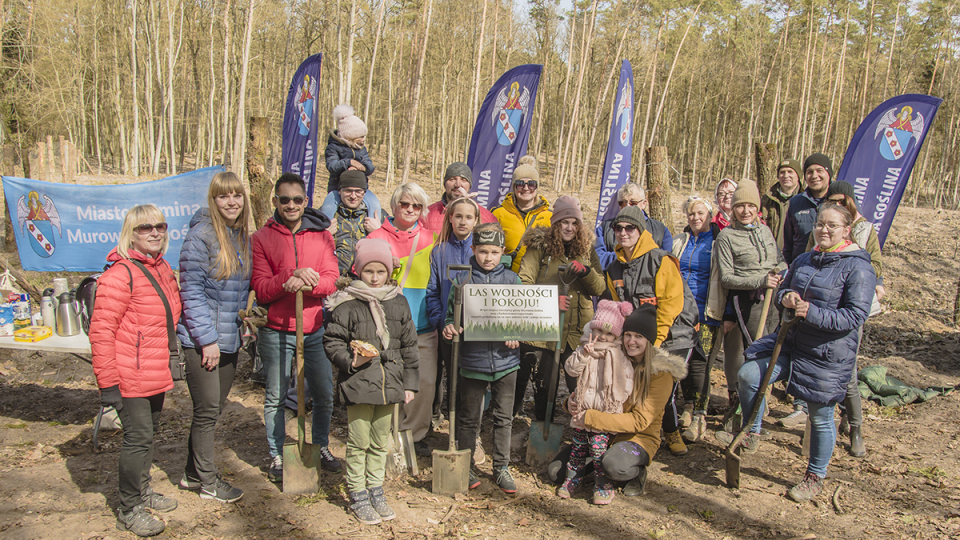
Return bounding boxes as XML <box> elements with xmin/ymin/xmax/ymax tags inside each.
<box><xmin>325</xmin><ymin>131</ymin><xmax>375</xmax><ymax>192</ymax></box>
<box><xmin>176</xmin><ymin>209</ymin><xmax>251</xmax><ymax>353</ymax></box>
<box><xmin>745</xmin><ymin>247</ymin><xmax>876</xmax><ymax>404</ymax></box>
<box><xmin>426</xmin><ymin>234</ymin><xmax>473</xmax><ymax>331</ymax></box>
<box><xmin>781</xmin><ymin>190</ymin><xmax>823</xmax><ymax>264</ymax></box>
<box><xmin>444</xmin><ymin>258</ymin><xmax>522</xmax><ymax>374</ymax></box>
<box><xmin>595</xmin><ymin>210</ymin><xmax>672</xmax><ymax>270</ymax></box>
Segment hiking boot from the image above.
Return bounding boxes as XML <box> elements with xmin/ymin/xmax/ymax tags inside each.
<box><xmin>141</xmin><ymin>489</ymin><xmax>177</xmax><ymax>512</ymax></box>
<box><xmin>788</xmin><ymin>471</ymin><xmax>825</xmax><ymax>502</ymax></box>
<box><xmin>116</xmin><ymin>504</ymin><xmax>165</xmax><ymax>537</ymax></box>
<box><xmin>758</xmin><ymin>428</ymin><xmax>773</xmax><ymax>441</ymax></box>
<box><xmin>593</xmin><ymin>474</ymin><xmax>615</xmax><ymax>505</ymax></box>
<box><xmin>468</xmin><ymin>469</ymin><xmax>482</xmax><ymax>490</ymax></box>
<box><xmin>779</xmin><ymin>407</ymin><xmax>807</xmax><ymax>429</ymax></box>
<box><xmin>622</xmin><ymin>467</ymin><xmax>647</xmax><ymax>497</ymax></box>
<box><xmin>557</xmin><ymin>472</ymin><xmax>582</xmax><ymax>499</ymax></box>
<box><xmin>200</xmin><ymin>476</ymin><xmax>244</xmax><ymax>503</ymax></box>
<box><xmin>681</xmin><ymin>414</ymin><xmax>706</xmax><ymax>443</ymax></box>
<box><xmin>849</xmin><ymin>426</ymin><xmax>866</xmax><ymax>458</ymax></box>
<box><xmin>679</xmin><ymin>404</ymin><xmax>694</xmax><ymax>429</ymax></box>
<box><xmin>367</xmin><ymin>486</ymin><xmax>396</xmax><ymax>520</ymax></box>
<box><xmin>664</xmin><ymin>430</ymin><xmax>688</xmax><ymax>456</ymax></box>
<box><xmin>495</xmin><ymin>466</ymin><xmax>517</xmax><ymax>494</ymax></box>
<box><xmin>267</xmin><ymin>455</ymin><xmax>283</xmax><ymax>482</ymax></box>
<box><xmin>349</xmin><ymin>490</ymin><xmax>382</xmax><ymax>525</ymax></box>
<box><xmin>714</xmin><ymin>431</ymin><xmax>761</xmax><ymax>454</ymax></box>
<box><xmin>320</xmin><ymin>446</ymin><xmax>342</xmax><ymax>473</ymax></box>
<box><xmin>473</xmin><ymin>440</ymin><xmax>486</xmax><ymax>465</ymax></box>
<box><xmin>179</xmin><ymin>473</ymin><xmax>201</xmax><ymax>491</ymax></box>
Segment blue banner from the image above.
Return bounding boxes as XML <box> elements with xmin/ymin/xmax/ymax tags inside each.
<box><xmin>836</xmin><ymin>93</ymin><xmax>942</xmax><ymax>247</ymax></box>
<box><xmin>281</xmin><ymin>53</ymin><xmax>323</xmax><ymax>204</ymax></box>
<box><xmin>467</xmin><ymin>64</ymin><xmax>543</xmax><ymax>209</ymax></box>
<box><xmin>596</xmin><ymin>60</ymin><xmax>634</xmax><ymax>228</ymax></box>
<box><xmin>2</xmin><ymin>167</ymin><xmax>221</xmax><ymax>271</ymax></box>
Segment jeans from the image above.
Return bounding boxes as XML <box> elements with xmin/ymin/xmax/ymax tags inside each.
<box><xmin>118</xmin><ymin>392</ymin><xmax>165</xmax><ymax>513</ymax></box>
<box><xmin>259</xmin><ymin>326</ymin><xmax>334</xmax><ymax>457</ymax></box>
<box><xmin>738</xmin><ymin>354</ymin><xmax>838</xmax><ymax>477</ymax></box>
<box><xmin>345</xmin><ymin>403</ymin><xmax>393</xmax><ymax>493</ymax></box>
<box><xmin>457</xmin><ymin>370</ymin><xmax>516</xmax><ymax>469</ymax></box>
<box><xmin>183</xmin><ymin>348</ymin><xmax>238</xmax><ymax>486</ymax></box>
<box><xmin>318</xmin><ymin>190</ymin><xmax>382</xmax><ymax>221</ymax></box>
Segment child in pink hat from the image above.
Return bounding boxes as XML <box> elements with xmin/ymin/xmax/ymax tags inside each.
<box><xmin>560</xmin><ymin>300</ymin><xmax>635</xmax><ymax>504</ymax></box>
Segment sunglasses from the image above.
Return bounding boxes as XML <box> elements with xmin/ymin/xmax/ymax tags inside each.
<box><xmin>613</xmin><ymin>224</ymin><xmax>638</xmax><ymax>234</ymax></box>
<box><xmin>399</xmin><ymin>201</ymin><xmax>423</xmax><ymax>211</ymax></box>
<box><xmin>514</xmin><ymin>180</ymin><xmax>538</xmax><ymax>189</ymax></box>
<box><xmin>277</xmin><ymin>195</ymin><xmax>306</xmax><ymax>205</ymax></box>
<box><xmin>135</xmin><ymin>223</ymin><xmax>168</xmax><ymax>234</ymax></box>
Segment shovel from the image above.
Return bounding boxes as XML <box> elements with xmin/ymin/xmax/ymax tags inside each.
<box><xmin>385</xmin><ymin>403</ymin><xmax>407</xmax><ymax>479</ymax></box>
<box><xmin>433</xmin><ymin>263</ymin><xmax>473</xmax><ymax>495</ymax></box>
<box><xmin>525</xmin><ymin>267</ymin><xmax>570</xmax><ymax>470</ymax></box>
<box><xmin>725</xmin><ymin>309</ymin><xmax>799</xmax><ymax>488</ymax></box>
<box><xmin>283</xmin><ymin>289</ymin><xmax>323</xmax><ymax>494</ymax></box>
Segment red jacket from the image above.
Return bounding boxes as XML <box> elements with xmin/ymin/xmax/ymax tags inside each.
<box><xmin>251</xmin><ymin>209</ymin><xmax>339</xmax><ymax>333</ymax></box>
<box><xmin>91</xmin><ymin>248</ymin><xmax>182</xmax><ymax>398</ymax></box>
<box><xmin>420</xmin><ymin>198</ymin><xmax>498</xmax><ymax>232</ymax></box>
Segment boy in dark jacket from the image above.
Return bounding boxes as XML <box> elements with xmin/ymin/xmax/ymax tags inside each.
<box><xmin>442</xmin><ymin>223</ymin><xmax>522</xmax><ymax>494</ymax></box>
<box><xmin>324</xmin><ymin>238</ymin><xmax>419</xmax><ymax>526</ymax></box>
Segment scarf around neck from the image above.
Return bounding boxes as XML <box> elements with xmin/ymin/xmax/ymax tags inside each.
<box><xmin>325</xmin><ymin>281</ymin><xmax>399</xmax><ymax>351</ymax></box>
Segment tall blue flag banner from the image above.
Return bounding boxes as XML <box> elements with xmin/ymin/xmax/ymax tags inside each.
<box><xmin>1</xmin><ymin>167</ymin><xmax>221</xmax><ymax>271</ymax></box>
<box><xmin>837</xmin><ymin>93</ymin><xmax>942</xmax><ymax>247</ymax></box>
<box><xmin>468</xmin><ymin>64</ymin><xmax>543</xmax><ymax>209</ymax></box>
<box><xmin>281</xmin><ymin>53</ymin><xmax>323</xmax><ymax>204</ymax></box>
<box><xmin>596</xmin><ymin>60</ymin><xmax>634</xmax><ymax>228</ymax></box>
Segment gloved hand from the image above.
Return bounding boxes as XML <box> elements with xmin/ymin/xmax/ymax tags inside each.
<box><xmin>567</xmin><ymin>260</ymin><xmax>590</xmax><ymax>279</ymax></box>
<box><xmin>240</xmin><ymin>306</ymin><xmax>269</xmax><ymax>328</ymax></box>
<box><xmin>558</xmin><ymin>295</ymin><xmax>570</xmax><ymax>312</ymax></box>
<box><xmin>100</xmin><ymin>385</ymin><xmax>122</xmax><ymax>409</ymax></box>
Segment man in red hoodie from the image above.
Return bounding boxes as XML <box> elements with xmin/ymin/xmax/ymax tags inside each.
<box><xmin>252</xmin><ymin>173</ymin><xmax>342</xmax><ymax>482</ymax></box>
<box><xmin>421</xmin><ymin>162</ymin><xmax>498</xmax><ymax>232</ymax></box>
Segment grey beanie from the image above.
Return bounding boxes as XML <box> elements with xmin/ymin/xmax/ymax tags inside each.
<box><xmin>444</xmin><ymin>162</ymin><xmax>473</xmax><ymax>186</ymax></box>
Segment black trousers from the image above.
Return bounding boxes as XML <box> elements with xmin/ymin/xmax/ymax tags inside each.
<box><xmin>515</xmin><ymin>344</ymin><xmax>576</xmax><ymax>421</ymax></box>
<box><xmin>547</xmin><ymin>440</ymin><xmax>650</xmax><ymax>484</ymax></box>
<box><xmin>456</xmin><ymin>371</ymin><xmax>517</xmax><ymax>469</ymax></box>
<box><xmin>118</xmin><ymin>392</ymin><xmax>165</xmax><ymax>512</ymax></box>
<box><xmin>183</xmin><ymin>348</ymin><xmax>239</xmax><ymax>487</ymax></box>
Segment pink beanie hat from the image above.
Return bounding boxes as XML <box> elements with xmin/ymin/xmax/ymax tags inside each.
<box><xmin>353</xmin><ymin>238</ymin><xmax>394</xmax><ymax>275</ymax></box>
<box><xmin>590</xmin><ymin>300</ymin><xmax>634</xmax><ymax>337</ymax></box>
<box><xmin>334</xmin><ymin>103</ymin><xmax>368</xmax><ymax>140</ymax></box>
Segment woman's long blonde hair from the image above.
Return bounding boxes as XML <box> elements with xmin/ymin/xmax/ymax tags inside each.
<box><xmin>438</xmin><ymin>197</ymin><xmax>480</xmax><ymax>243</ymax></box>
<box><xmin>208</xmin><ymin>172</ymin><xmax>251</xmax><ymax>280</ymax></box>
<box><xmin>623</xmin><ymin>341</ymin><xmax>656</xmax><ymax>411</ymax></box>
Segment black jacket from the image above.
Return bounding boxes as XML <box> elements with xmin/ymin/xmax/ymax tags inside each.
<box><xmin>323</xmin><ymin>283</ymin><xmax>419</xmax><ymax>406</ymax></box>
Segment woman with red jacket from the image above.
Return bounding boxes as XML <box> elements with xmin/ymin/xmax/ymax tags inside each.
<box><xmin>90</xmin><ymin>204</ymin><xmax>182</xmax><ymax>538</ymax></box>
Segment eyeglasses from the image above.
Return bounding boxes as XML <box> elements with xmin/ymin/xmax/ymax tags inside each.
<box><xmin>514</xmin><ymin>180</ymin><xmax>538</xmax><ymax>190</ymax></box>
<box><xmin>135</xmin><ymin>223</ymin><xmax>168</xmax><ymax>234</ymax></box>
<box><xmin>399</xmin><ymin>201</ymin><xmax>423</xmax><ymax>211</ymax></box>
<box><xmin>618</xmin><ymin>199</ymin><xmax>645</xmax><ymax>207</ymax></box>
<box><xmin>814</xmin><ymin>222</ymin><xmax>843</xmax><ymax>231</ymax></box>
<box><xmin>613</xmin><ymin>224</ymin><xmax>638</xmax><ymax>234</ymax></box>
<box><xmin>341</xmin><ymin>188</ymin><xmax>365</xmax><ymax>197</ymax></box>
<box><xmin>277</xmin><ymin>195</ymin><xmax>306</xmax><ymax>205</ymax></box>
<box><xmin>717</xmin><ymin>191</ymin><xmax>735</xmax><ymax>199</ymax></box>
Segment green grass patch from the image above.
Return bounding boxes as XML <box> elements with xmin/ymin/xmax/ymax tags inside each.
<box><xmin>295</xmin><ymin>488</ymin><xmax>328</xmax><ymax>506</ymax></box>
<box><xmin>5</xmin><ymin>422</ymin><xmax>28</xmax><ymax>429</ymax></box>
<box><xmin>48</xmin><ymin>420</ymin><xmax>68</xmax><ymax>426</ymax></box>
<box><xmin>908</xmin><ymin>466</ymin><xmax>946</xmax><ymax>480</ymax></box>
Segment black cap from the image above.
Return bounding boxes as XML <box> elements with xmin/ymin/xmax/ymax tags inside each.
<box><xmin>339</xmin><ymin>170</ymin><xmax>368</xmax><ymax>190</ymax></box>
<box><xmin>803</xmin><ymin>153</ymin><xmax>833</xmax><ymax>181</ymax></box>
<box><xmin>623</xmin><ymin>305</ymin><xmax>658</xmax><ymax>346</ymax></box>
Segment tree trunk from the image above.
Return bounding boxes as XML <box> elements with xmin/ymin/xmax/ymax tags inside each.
<box><xmin>645</xmin><ymin>146</ymin><xmax>670</xmax><ymax>223</ymax></box>
<box><xmin>232</xmin><ymin>0</ymin><xmax>256</xmax><ymax>179</ymax></box>
<box><xmin>247</xmin><ymin>116</ymin><xmax>272</xmax><ymax>228</ymax></box>
<box><xmin>344</xmin><ymin>0</ymin><xmax>356</xmax><ymax>102</ymax></box>
<box><xmin>754</xmin><ymin>142</ymin><xmax>778</xmax><ymax>197</ymax></box>
<box><xmin>399</xmin><ymin>0</ymin><xmax>433</xmax><ymax>184</ymax></box>
<box><xmin>131</xmin><ymin>0</ymin><xmax>141</xmax><ymax>177</ymax></box>
<box><xmin>362</xmin><ymin>0</ymin><xmax>386</xmax><ymax>120</ymax></box>
<box><xmin>471</xmin><ymin>0</ymin><xmax>488</xmax><ymax>132</ymax></box>
<box><xmin>649</xmin><ymin>2</ymin><xmax>701</xmax><ymax>148</ymax></box>
<box><xmin>221</xmin><ymin>0</ymin><xmax>233</xmax><ymax>167</ymax></box>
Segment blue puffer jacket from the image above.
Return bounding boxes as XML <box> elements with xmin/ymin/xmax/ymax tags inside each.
<box><xmin>444</xmin><ymin>257</ymin><xmax>522</xmax><ymax>374</ymax></box>
<box><xmin>426</xmin><ymin>234</ymin><xmax>473</xmax><ymax>331</ymax></box>
<box><xmin>672</xmin><ymin>224</ymin><xmax>720</xmax><ymax>326</ymax></box>
<box><xmin>745</xmin><ymin>246</ymin><xmax>875</xmax><ymax>404</ymax></box>
<box><xmin>176</xmin><ymin>208</ymin><xmax>251</xmax><ymax>353</ymax></box>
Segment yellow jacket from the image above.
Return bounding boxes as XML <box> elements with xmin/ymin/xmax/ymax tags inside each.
<box><xmin>605</xmin><ymin>231</ymin><xmax>685</xmax><ymax>347</ymax></box>
<box><xmin>492</xmin><ymin>193</ymin><xmax>552</xmax><ymax>272</ymax></box>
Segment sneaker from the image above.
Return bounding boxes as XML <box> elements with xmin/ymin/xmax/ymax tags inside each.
<box><xmin>495</xmin><ymin>466</ymin><xmax>517</xmax><ymax>494</ymax></box>
<box><xmin>681</xmin><ymin>414</ymin><xmax>706</xmax><ymax>443</ymax></box>
<box><xmin>349</xmin><ymin>490</ymin><xmax>382</xmax><ymax>525</ymax></box>
<box><xmin>593</xmin><ymin>474</ymin><xmax>615</xmax><ymax>505</ymax></box>
<box><xmin>179</xmin><ymin>473</ymin><xmax>201</xmax><ymax>491</ymax></box>
<box><xmin>320</xmin><ymin>447</ymin><xmax>342</xmax><ymax>473</ymax></box>
<box><xmin>141</xmin><ymin>489</ymin><xmax>177</xmax><ymax>512</ymax></box>
<box><xmin>116</xmin><ymin>504</ymin><xmax>165</xmax><ymax>537</ymax></box>
<box><xmin>758</xmin><ymin>428</ymin><xmax>774</xmax><ymax>441</ymax></box>
<box><xmin>267</xmin><ymin>455</ymin><xmax>283</xmax><ymax>482</ymax></box>
<box><xmin>367</xmin><ymin>486</ymin><xmax>396</xmax><ymax>521</ymax></box>
<box><xmin>622</xmin><ymin>467</ymin><xmax>647</xmax><ymax>497</ymax></box>
<box><xmin>779</xmin><ymin>408</ymin><xmax>808</xmax><ymax>429</ymax></box>
<box><xmin>664</xmin><ymin>430</ymin><xmax>688</xmax><ymax>456</ymax></box>
<box><xmin>679</xmin><ymin>404</ymin><xmax>694</xmax><ymax>429</ymax></box>
<box><xmin>414</xmin><ymin>440</ymin><xmax>432</xmax><ymax>457</ymax></box>
<box><xmin>473</xmin><ymin>440</ymin><xmax>486</xmax><ymax>465</ymax></box>
<box><xmin>557</xmin><ymin>473</ymin><xmax>582</xmax><ymax>499</ymax></box>
<box><xmin>200</xmin><ymin>477</ymin><xmax>244</xmax><ymax>503</ymax></box>
<box><xmin>788</xmin><ymin>471</ymin><xmax>825</xmax><ymax>502</ymax></box>
<box><xmin>714</xmin><ymin>431</ymin><xmax>761</xmax><ymax>454</ymax></box>
<box><xmin>468</xmin><ymin>469</ymin><xmax>481</xmax><ymax>490</ymax></box>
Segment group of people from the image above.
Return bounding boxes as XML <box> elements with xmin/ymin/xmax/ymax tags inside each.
<box><xmin>90</xmin><ymin>101</ymin><xmax>880</xmax><ymax>536</ymax></box>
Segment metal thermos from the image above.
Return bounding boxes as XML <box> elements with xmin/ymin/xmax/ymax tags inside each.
<box><xmin>55</xmin><ymin>292</ymin><xmax>80</xmax><ymax>337</ymax></box>
<box><xmin>41</xmin><ymin>288</ymin><xmax>56</xmax><ymax>330</ymax></box>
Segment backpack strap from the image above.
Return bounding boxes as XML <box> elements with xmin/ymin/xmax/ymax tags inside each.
<box><xmin>129</xmin><ymin>260</ymin><xmax>178</xmax><ymax>358</ymax></box>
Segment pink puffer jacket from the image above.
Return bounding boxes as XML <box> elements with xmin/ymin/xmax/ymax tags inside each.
<box><xmin>91</xmin><ymin>248</ymin><xmax>182</xmax><ymax>398</ymax></box>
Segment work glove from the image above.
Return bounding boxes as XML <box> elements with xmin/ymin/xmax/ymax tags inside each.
<box><xmin>567</xmin><ymin>260</ymin><xmax>591</xmax><ymax>279</ymax></box>
<box><xmin>240</xmin><ymin>306</ymin><xmax>269</xmax><ymax>329</ymax></box>
<box><xmin>558</xmin><ymin>295</ymin><xmax>570</xmax><ymax>312</ymax></box>
<box><xmin>100</xmin><ymin>385</ymin><xmax>122</xmax><ymax>410</ymax></box>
